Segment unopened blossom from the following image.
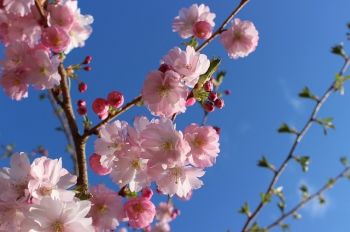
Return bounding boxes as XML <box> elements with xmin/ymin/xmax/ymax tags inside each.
<box><xmin>149</xmin><ymin>164</ymin><xmax>204</xmax><ymax>198</ymax></box>
<box><xmin>92</xmin><ymin>98</ymin><xmax>109</xmax><ymax>120</ymax></box>
<box><xmin>22</xmin><ymin>197</ymin><xmax>94</xmax><ymax>232</ymax></box>
<box><xmin>220</xmin><ymin>18</ymin><xmax>259</xmax><ymax>59</ymax></box>
<box><xmin>184</xmin><ymin>124</ymin><xmax>220</xmax><ymax>168</ymax></box>
<box><xmin>3</xmin><ymin>0</ymin><xmax>34</xmax><ymax>17</ymax></box>
<box><xmin>28</xmin><ymin>156</ymin><xmax>77</xmax><ymax>201</ymax></box>
<box><xmin>162</xmin><ymin>46</ymin><xmax>210</xmax><ymax>88</ymax></box>
<box><xmin>42</xmin><ymin>26</ymin><xmax>71</xmax><ymax>53</ymax></box>
<box><xmin>89</xmin><ymin>153</ymin><xmax>111</xmax><ymax>176</ymax></box>
<box><xmin>89</xmin><ymin>185</ymin><xmax>125</xmax><ymax>232</ymax></box>
<box><xmin>27</xmin><ymin>49</ymin><xmax>61</xmax><ymax>90</ymax></box>
<box><xmin>94</xmin><ymin>120</ymin><xmax>130</xmax><ymax>169</ymax></box>
<box><xmin>107</xmin><ymin>91</ymin><xmax>124</xmax><ymax>108</ymax></box>
<box><xmin>124</xmin><ymin>196</ymin><xmax>156</xmax><ymax>229</ymax></box>
<box><xmin>110</xmin><ymin>147</ymin><xmax>150</xmax><ymax>192</ymax></box>
<box><xmin>142</xmin><ymin>70</ymin><xmax>188</xmax><ymax>117</ymax></box>
<box><xmin>141</xmin><ymin>118</ymin><xmax>190</xmax><ymax>168</ymax></box>
<box><xmin>0</xmin><ymin>153</ymin><xmax>31</xmax><ymax>202</ymax></box>
<box><xmin>0</xmin><ymin>69</ymin><xmax>29</xmax><ymax>100</ymax></box>
<box><xmin>172</xmin><ymin>4</ymin><xmax>215</xmax><ymax>39</ymax></box>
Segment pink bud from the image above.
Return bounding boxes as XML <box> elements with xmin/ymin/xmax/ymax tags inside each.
<box><xmin>213</xmin><ymin>126</ymin><xmax>221</xmax><ymax>134</ymax></box>
<box><xmin>224</xmin><ymin>89</ymin><xmax>232</xmax><ymax>95</ymax></box>
<box><xmin>83</xmin><ymin>55</ymin><xmax>92</xmax><ymax>65</ymax></box>
<box><xmin>78</xmin><ymin>82</ymin><xmax>87</xmax><ymax>93</ymax></box>
<box><xmin>193</xmin><ymin>21</ymin><xmax>212</xmax><ymax>39</ymax></box>
<box><xmin>84</xmin><ymin>66</ymin><xmax>92</xmax><ymax>72</ymax></box>
<box><xmin>42</xmin><ymin>26</ymin><xmax>70</xmax><ymax>53</ymax></box>
<box><xmin>186</xmin><ymin>97</ymin><xmax>196</xmax><ymax>107</ymax></box>
<box><xmin>142</xmin><ymin>187</ymin><xmax>153</xmax><ymax>200</ymax></box>
<box><xmin>89</xmin><ymin>153</ymin><xmax>111</xmax><ymax>175</ymax></box>
<box><xmin>77</xmin><ymin>106</ymin><xmax>87</xmax><ymax>116</ymax></box>
<box><xmin>203</xmin><ymin>80</ymin><xmax>213</xmax><ymax>92</ymax></box>
<box><xmin>77</xmin><ymin>99</ymin><xmax>86</xmax><ymax>107</ymax></box>
<box><xmin>214</xmin><ymin>98</ymin><xmax>225</xmax><ymax>109</ymax></box>
<box><xmin>92</xmin><ymin>98</ymin><xmax>109</xmax><ymax>120</ymax></box>
<box><xmin>171</xmin><ymin>209</ymin><xmax>181</xmax><ymax>219</ymax></box>
<box><xmin>208</xmin><ymin>91</ymin><xmax>217</xmax><ymax>101</ymax></box>
<box><xmin>107</xmin><ymin>91</ymin><xmax>124</xmax><ymax>108</ymax></box>
<box><xmin>158</xmin><ymin>63</ymin><xmax>172</xmax><ymax>73</ymax></box>
<box><xmin>203</xmin><ymin>101</ymin><xmax>214</xmax><ymax>112</ymax></box>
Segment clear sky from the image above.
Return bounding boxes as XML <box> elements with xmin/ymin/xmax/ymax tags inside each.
<box><xmin>1</xmin><ymin>0</ymin><xmax>350</xmax><ymax>231</ymax></box>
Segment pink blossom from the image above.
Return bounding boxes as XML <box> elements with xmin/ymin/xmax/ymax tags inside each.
<box><xmin>141</xmin><ymin>118</ymin><xmax>190</xmax><ymax>168</ymax></box>
<box><xmin>173</xmin><ymin>4</ymin><xmax>215</xmax><ymax>39</ymax></box>
<box><xmin>0</xmin><ymin>69</ymin><xmax>29</xmax><ymax>101</ymax></box>
<box><xmin>110</xmin><ymin>147</ymin><xmax>150</xmax><ymax>192</ymax></box>
<box><xmin>162</xmin><ymin>46</ymin><xmax>210</xmax><ymax>88</ymax></box>
<box><xmin>94</xmin><ymin>120</ymin><xmax>130</xmax><ymax>169</ymax></box>
<box><xmin>155</xmin><ymin>202</ymin><xmax>175</xmax><ymax>224</ymax></box>
<box><xmin>107</xmin><ymin>91</ymin><xmax>124</xmax><ymax>108</ymax></box>
<box><xmin>89</xmin><ymin>185</ymin><xmax>125</xmax><ymax>232</ymax></box>
<box><xmin>2</xmin><ymin>0</ymin><xmax>34</xmax><ymax>17</ymax></box>
<box><xmin>22</xmin><ymin>197</ymin><xmax>94</xmax><ymax>232</ymax></box>
<box><xmin>220</xmin><ymin>18</ymin><xmax>259</xmax><ymax>59</ymax></box>
<box><xmin>127</xmin><ymin>116</ymin><xmax>150</xmax><ymax>148</ymax></box>
<box><xmin>124</xmin><ymin>196</ymin><xmax>156</xmax><ymax>229</ymax></box>
<box><xmin>142</xmin><ymin>70</ymin><xmax>188</xmax><ymax>117</ymax></box>
<box><xmin>92</xmin><ymin>98</ymin><xmax>109</xmax><ymax>120</ymax></box>
<box><xmin>0</xmin><ymin>201</ymin><xmax>27</xmax><ymax>231</ymax></box>
<box><xmin>149</xmin><ymin>164</ymin><xmax>204</xmax><ymax>198</ymax></box>
<box><xmin>48</xmin><ymin>4</ymin><xmax>75</xmax><ymax>30</ymax></box>
<box><xmin>0</xmin><ymin>152</ymin><xmax>31</xmax><ymax>202</ymax></box>
<box><xmin>42</xmin><ymin>26</ymin><xmax>70</xmax><ymax>53</ymax></box>
<box><xmin>151</xmin><ymin>223</ymin><xmax>171</xmax><ymax>232</ymax></box>
<box><xmin>184</xmin><ymin>124</ymin><xmax>220</xmax><ymax>168</ymax></box>
<box><xmin>28</xmin><ymin>156</ymin><xmax>77</xmax><ymax>201</ymax></box>
<box><xmin>89</xmin><ymin>153</ymin><xmax>111</xmax><ymax>176</ymax></box>
<box><xmin>27</xmin><ymin>49</ymin><xmax>61</xmax><ymax>90</ymax></box>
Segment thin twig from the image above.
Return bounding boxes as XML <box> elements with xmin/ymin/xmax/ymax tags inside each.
<box><xmin>241</xmin><ymin>58</ymin><xmax>350</xmax><ymax>232</ymax></box>
<box><xmin>265</xmin><ymin>166</ymin><xmax>350</xmax><ymax>231</ymax></box>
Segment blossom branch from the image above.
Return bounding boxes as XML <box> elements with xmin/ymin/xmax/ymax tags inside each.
<box><xmin>241</xmin><ymin>57</ymin><xmax>350</xmax><ymax>232</ymax></box>
<box><xmin>265</xmin><ymin>165</ymin><xmax>350</xmax><ymax>231</ymax></box>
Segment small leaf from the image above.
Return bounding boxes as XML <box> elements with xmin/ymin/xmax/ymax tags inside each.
<box><xmin>292</xmin><ymin>212</ymin><xmax>302</xmax><ymax>220</ymax></box>
<box><xmin>315</xmin><ymin>117</ymin><xmax>335</xmax><ymax>135</ymax></box>
<box><xmin>260</xmin><ymin>192</ymin><xmax>272</xmax><ymax>204</ymax></box>
<box><xmin>193</xmin><ymin>88</ymin><xmax>209</xmax><ymax>102</ymax></box>
<box><xmin>250</xmin><ymin>223</ymin><xmax>266</xmax><ymax>232</ymax></box>
<box><xmin>273</xmin><ymin>186</ymin><xmax>285</xmax><ymax>201</ymax></box>
<box><xmin>239</xmin><ymin>202</ymin><xmax>250</xmax><ymax>217</ymax></box>
<box><xmin>196</xmin><ymin>58</ymin><xmax>221</xmax><ymax>89</ymax></box>
<box><xmin>298</xmin><ymin>87</ymin><xmax>319</xmax><ymax>101</ymax></box>
<box><xmin>340</xmin><ymin>156</ymin><xmax>349</xmax><ymax>167</ymax></box>
<box><xmin>327</xmin><ymin>178</ymin><xmax>335</xmax><ymax>188</ymax></box>
<box><xmin>182</xmin><ymin>36</ymin><xmax>198</xmax><ymax>48</ymax></box>
<box><xmin>318</xmin><ymin>195</ymin><xmax>326</xmax><ymax>205</ymax></box>
<box><xmin>277</xmin><ymin>201</ymin><xmax>285</xmax><ymax>213</ymax></box>
<box><xmin>257</xmin><ymin>156</ymin><xmax>276</xmax><ymax>172</ymax></box>
<box><xmin>331</xmin><ymin>43</ymin><xmax>347</xmax><ymax>58</ymax></box>
<box><xmin>294</xmin><ymin>156</ymin><xmax>310</xmax><ymax>172</ymax></box>
<box><xmin>280</xmin><ymin>224</ymin><xmax>290</xmax><ymax>232</ymax></box>
<box><xmin>300</xmin><ymin>184</ymin><xmax>309</xmax><ymax>199</ymax></box>
<box><xmin>278</xmin><ymin>123</ymin><xmax>298</xmax><ymax>135</ymax></box>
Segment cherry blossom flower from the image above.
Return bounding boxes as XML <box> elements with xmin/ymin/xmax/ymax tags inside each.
<box><xmin>184</xmin><ymin>124</ymin><xmax>220</xmax><ymax>168</ymax></box>
<box><xmin>124</xmin><ymin>196</ymin><xmax>156</xmax><ymax>229</ymax></box>
<box><xmin>28</xmin><ymin>156</ymin><xmax>77</xmax><ymax>201</ymax></box>
<box><xmin>149</xmin><ymin>164</ymin><xmax>204</xmax><ymax>198</ymax></box>
<box><xmin>141</xmin><ymin>118</ymin><xmax>190</xmax><ymax>168</ymax></box>
<box><xmin>155</xmin><ymin>202</ymin><xmax>175</xmax><ymax>224</ymax></box>
<box><xmin>89</xmin><ymin>185</ymin><xmax>125</xmax><ymax>232</ymax></box>
<box><xmin>2</xmin><ymin>0</ymin><xmax>34</xmax><ymax>17</ymax></box>
<box><xmin>220</xmin><ymin>18</ymin><xmax>259</xmax><ymax>59</ymax></box>
<box><xmin>0</xmin><ymin>201</ymin><xmax>27</xmax><ymax>231</ymax></box>
<box><xmin>142</xmin><ymin>70</ymin><xmax>188</xmax><ymax>117</ymax></box>
<box><xmin>42</xmin><ymin>26</ymin><xmax>71</xmax><ymax>53</ymax></box>
<box><xmin>94</xmin><ymin>120</ymin><xmax>130</xmax><ymax>169</ymax></box>
<box><xmin>162</xmin><ymin>46</ymin><xmax>210</xmax><ymax>88</ymax></box>
<box><xmin>48</xmin><ymin>4</ymin><xmax>75</xmax><ymax>30</ymax></box>
<box><xmin>0</xmin><ymin>69</ymin><xmax>29</xmax><ymax>100</ymax></box>
<box><xmin>22</xmin><ymin>197</ymin><xmax>94</xmax><ymax>232</ymax></box>
<box><xmin>172</xmin><ymin>4</ymin><xmax>215</xmax><ymax>39</ymax></box>
<box><xmin>151</xmin><ymin>223</ymin><xmax>171</xmax><ymax>232</ymax></box>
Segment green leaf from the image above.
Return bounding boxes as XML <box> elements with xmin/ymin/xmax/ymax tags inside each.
<box><xmin>260</xmin><ymin>192</ymin><xmax>272</xmax><ymax>204</ymax></box>
<box><xmin>315</xmin><ymin>117</ymin><xmax>335</xmax><ymax>135</ymax></box>
<box><xmin>273</xmin><ymin>186</ymin><xmax>285</xmax><ymax>201</ymax></box>
<box><xmin>298</xmin><ymin>87</ymin><xmax>319</xmax><ymax>101</ymax></box>
<box><xmin>213</xmin><ymin>71</ymin><xmax>226</xmax><ymax>87</ymax></box>
<box><xmin>277</xmin><ymin>123</ymin><xmax>298</xmax><ymax>135</ymax></box>
<box><xmin>334</xmin><ymin>73</ymin><xmax>347</xmax><ymax>94</ymax></box>
<box><xmin>193</xmin><ymin>88</ymin><xmax>209</xmax><ymax>103</ymax></box>
<box><xmin>294</xmin><ymin>156</ymin><xmax>310</xmax><ymax>172</ymax></box>
<box><xmin>277</xmin><ymin>201</ymin><xmax>285</xmax><ymax>213</ymax></box>
<box><xmin>196</xmin><ymin>58</ymin><xmax>221</xmax><ymax>89</ymax></box>
<box><xmin>327</xmin><ymin>178</ymin><xmax>335</xmax><ymax>188</ymax></box>
<box><xmin>318</xmin><ymin>195</ymin><xmax>326</xmax><ymax>205</ymax></box>
<box><xmin>292</xmin><ymin>212</ymin><xmax>302</xmax><ymax>220</ymax></box>
<box><xmin>340</xmin><ymin>156</ymin><xmax>349</xmax><ymax>167</ymax></box>
<box><xmin>257</xmin><ymin>156</ymin><xmax>276</xmax><ymax>172</ymax></box>
<box><xmin>300</xmin><ymin>184</ymin><xmax>309</xmax><ymax>199</ymax></box>
<box><xmin>280</xmin><ymin>224</ymin><xmax>290</xmax><ymax>232</ymax></box>
<box><xmin>182</xmin><ymin>36</ymin><xmax>198</xmax><ymax>48</ymax></box>
<box><xmin>239</xmin><ymin>202</ymin><xmax>250</xmax><ymax>217</ymax></box>
<box><xmin>250</xmin><ymin>223</ymin><xmax>266</xmax><ymax>232</ymax></box>
<box><xmin>331</xmin><ymin>44</ymin><xmax>347</xmax><ymax>58</ymax></box>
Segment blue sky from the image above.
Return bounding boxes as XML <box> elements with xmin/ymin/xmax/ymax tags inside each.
<box><xmin>1</xmin><ymin>0</ymin><xmax>350</xmax><ymax>231</ymax></box>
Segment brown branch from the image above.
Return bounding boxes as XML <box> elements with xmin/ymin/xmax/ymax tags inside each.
<box><xmin>241</xmin><ymin>57</ymin><xmax>350</xmax><ymax>232</ymax></box>
<box><xmin>265</xmin><ymin>166</ymin><xmax>350</xmax><ymax>231</ymax></box>
<box><xmin>34</xmin><ymin>0</ymin><xmax>49</xmax><ymax>27</ymax></box>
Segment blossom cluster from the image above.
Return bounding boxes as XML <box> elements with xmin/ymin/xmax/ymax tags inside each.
<box><xmin>0</xmin><ymin>0</ymin><xmax>93</xmax><ymax>100</ymax></box>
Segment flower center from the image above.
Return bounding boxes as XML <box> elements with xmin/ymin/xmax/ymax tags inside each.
<box><xmin>162</xmin><ymin>140</ymin><xmax>174</xmax><ymax>152</ymax></box>
<box><xmin>97</xmin><ymin>204</ymin><xmax>108</xmax><ymax>214</ymax></box>
<box><xmin>170</xmin><ymin>167</ymin><xmax>182</xmax><ymax>184</ymax></box>
<box><xmin>39</xmin><ymin>186</ymin><xmax>52</xmax><ymax>196</ymax></box>
<box><xmin>158</xmin><ymin>84</ymin><xmax>171</xmax><ymax>97</ymax></box>
<box><xmin>130</xmin><ymin>159</ymin><xmax>141</xmax><ymax>170</ymax></box>
<box><xmin>132</xmin><ymin>203</ymin><xmax>144</xmax><ymax>213</ymax></box>
<box><xmin>52</xmin><ymin>221</ymin><xmax>64</xmax><ymax>232</ymax></box>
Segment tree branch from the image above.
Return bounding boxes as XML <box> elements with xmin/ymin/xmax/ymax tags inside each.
<box><xmin>241</xmin><ymin>57</ymin><xmax>350</xmax><ymax>232</ymax></box>
<box><xmin>265</xmin><ymin>166</ymin><xmax>350</xmax><ymax>231</ymax></box>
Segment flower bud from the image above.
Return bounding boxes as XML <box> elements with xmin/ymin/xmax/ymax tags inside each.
<box><xmin>203</xmin><ymin>101</ymin><xmax>214</xmax><ymax>112</ymax></box>
<box><xmin>78</xmin><ymin>82</ymin><xmax>87</xmax><ymax>93</ymax></box>
<box><xmin>142</xmin><ymin>187</ymin><xmax>153</xmax><ymax>200</ymax></box>
<box><xmin>92</xmin><ymin>98</ymin><xmax>109</xmax><ymax>120</ymax></box>
<box><xmin>193</xmin><ymin>21</ymin><xmax>212</xmax><ymax>39</ymax></box>
<box><xmin>186</xmin><ymin>97</ymin><xmax>196</xmax><ymax>107</ymax></box>
<box><xmin>83</xmin><ymin>66</ymin><xmax>92</xmax><ymax>72</ymax></box>
<box><xmin>89</xmin><ymin>153</ymin><xmax>111</xmax><ymax>175</ymax></box>
<box><xmin>203</xmin><ymin>80</ymin><xmax>213</xmax><ymax>92</ymax></box>
<box><xmin>82</xmin><ymin>55</ymin><xmax>92</xmax><ymax>65</ymax></box>
<box><xmin>77</xmin><ymin>99</ymin><xmax>86</xmax><ymax>107</ymax></box>
<box><xmin>214</xmin><ymin>98</ymin><xmax>224</xmax><ymax>109</ymax></box>
<box><xmin>208</xmin><ymin>91</ymin><xmax>217</xmax><ymax>101</ymax></box>
<box><xmin>158</xmin><ymin>63</ymin><xmax>172</xmax><ymax>73</ymax></box>
<box><xmin>77</xmin><ymin>106</ymin><xmax>87</xmax><ymax>116</ymax></box>
<box><xmin>107</xmin><ymin>91</ymin><xmax>124</xmax><ymax>108</ymax></box>
<box><xmin>224</xmin><ymin>89</ymin><xmax>232</xmax><ymax>95</ymax></box>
